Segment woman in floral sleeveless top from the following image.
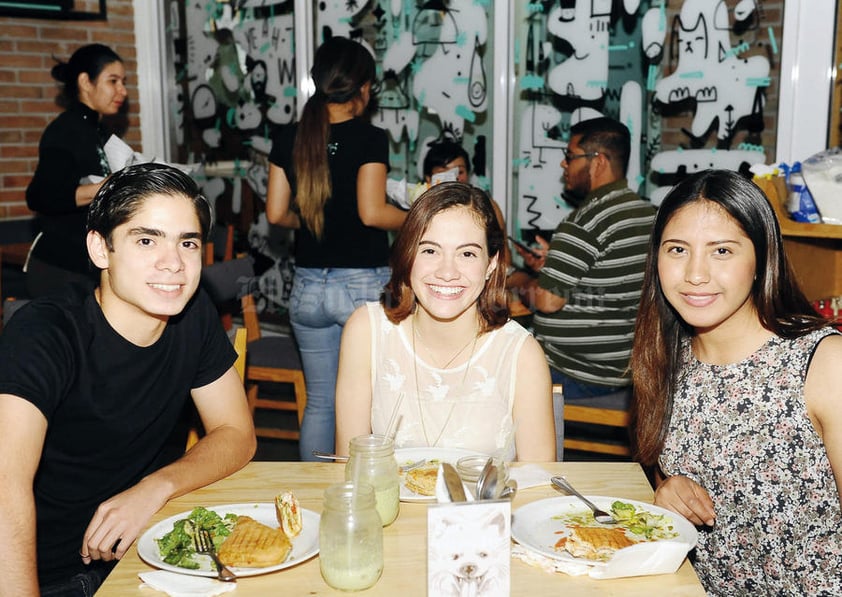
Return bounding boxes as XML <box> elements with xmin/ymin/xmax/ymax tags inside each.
<box><xmin>630</xmin><ymin>170</ymin><xmax>842</xmax><ymax>595</ymax></box>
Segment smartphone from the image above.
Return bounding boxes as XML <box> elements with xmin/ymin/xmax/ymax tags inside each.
<box><xmin>507</xmin><ymin>235</ymin><xmax>542</xmax><ymax>259</ymax></box>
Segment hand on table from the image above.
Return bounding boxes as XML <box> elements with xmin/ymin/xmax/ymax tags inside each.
<box><xmin>654</xmin><ymin>474</ymin><xmax>716</xmax><ymax>527</ymax></box>
<box><xmin>79</xmin><ymin>480</ymin><xmax>169</xmax><ymax>564</ymax></box>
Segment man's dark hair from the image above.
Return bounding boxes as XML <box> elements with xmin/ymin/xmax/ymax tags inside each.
<box><xmin>570</xmin><ymin>117</ymin><xmax>631</xmax><ymax>177</ymax></box>
<box><xmin>87</xmin><ymin>163</ymin><xmax>212</xmax><ymax>250</ymax></box>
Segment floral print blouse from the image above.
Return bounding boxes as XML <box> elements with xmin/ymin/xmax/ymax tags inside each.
<box><xmin>660</xmin><ymin>329</ymin><xmax>842</xmax><ymax>596</ymax></box>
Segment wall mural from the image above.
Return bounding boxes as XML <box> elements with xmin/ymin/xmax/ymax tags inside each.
<box><xmin>166</xmin><ymin>1</ymin><xmax>781</xmax><ymax>310</ymax></box>
<box><xmin>512</xmin><ymin>0</ymin><xmax>779</xmax><ymax>240</ymax></box>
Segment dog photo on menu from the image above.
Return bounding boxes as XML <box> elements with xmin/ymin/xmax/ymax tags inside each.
<box><xmin>428</xmin><ymin>501</ymin><xmax>511</xmax><ymax>597</ymax></box>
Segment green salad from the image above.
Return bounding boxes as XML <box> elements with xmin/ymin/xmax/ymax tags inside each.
<box><xmin>156</xmin><ymin>507</ymin><xmax>238</xmax><ymax>569</ymax></box>
<box><xmin>553</xmin><ymin>500</ymin><xmax>679</xmax><ymax>541</ymax></box>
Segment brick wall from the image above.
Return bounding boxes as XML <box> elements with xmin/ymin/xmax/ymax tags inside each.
<box><xmin>0</xmin><ymin>0</ymin><xmax>139</xmax><ymax>223</ymax></box>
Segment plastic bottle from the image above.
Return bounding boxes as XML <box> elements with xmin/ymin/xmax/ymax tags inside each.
<box><xmin>319</xmin><ymin>482</ymin><xmax>384</xmax><ymax>591</ymax></box>
<box><xmin>344</xmin><ymin>434</ymin><xmax>400</xmax><ymax>526</ymax></box>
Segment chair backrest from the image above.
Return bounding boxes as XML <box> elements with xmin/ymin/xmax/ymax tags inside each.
<box><xmin>186</xmin><ymin>325</ymin><xmax>248</xmax><ymax>451</ymax></box>
<box><xmin>204</xmin><ymin>224</ymin><xmax>235</xmax><ymax>265</ymax></box>
<box><xmin>232</xmin><ymin>326</ymin><xmax>247</xmax><ymax>381</ymax></box>
<box><xmin>200</xmin><ymin>256</ymin><xmax>256</xmax><ymax>305</ymax></box>
<box><xmin>553</xmin><ymin>383</ymin><xmax>632</xmax><ymax>458</ymax></box>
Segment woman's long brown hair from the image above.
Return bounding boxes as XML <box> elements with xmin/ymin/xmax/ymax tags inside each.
<box><xmin>382</xmin><ymin>182</ymin><xmax>509</xmax><ymax>331</ymax></box>
<box><xmin>292</xmin><ymin>37</ymin><xmax>375</xmax><ymax>239</ymax></box>
<box><xmin>630</xmin><ymin>170</ymin><xmax>827</xmax><ymax>466</ymax></box>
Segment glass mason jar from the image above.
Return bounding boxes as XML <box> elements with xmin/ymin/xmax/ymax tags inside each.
<box><xmin>319</xmin><ymin>482</ymin><xmax>384</xmax><ymax>591</ymax></box>
<box><xmin>344</xmin><ymin>434</ymin><xmax>400</xmax><ymax>526</ymax></box>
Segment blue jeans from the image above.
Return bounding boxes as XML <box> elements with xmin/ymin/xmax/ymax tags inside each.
<box><xmin>40</xmin><ymin>562</ymin><xmax>115</xmax><ymax>597</ymax></box>
<box><xmin>550</xmin><ymin>369</ymin><xmax>622</xmax><ymax>400</ymax></box>
<box><xmin>290</xmin><ymin>267</ymin><xmax>391</xmax><ymax>461</ymax></box>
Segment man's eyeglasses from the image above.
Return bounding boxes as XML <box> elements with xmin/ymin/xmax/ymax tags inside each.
<box><xmin>563</xmin><ymin>151</ymin><xmax>600</xmax><ymax>162</ymax></box>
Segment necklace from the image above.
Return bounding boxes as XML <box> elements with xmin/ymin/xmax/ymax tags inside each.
<box><xmin>413</xmin><ymin>320</ymin><xmax>477</xmax><ymax>369</ymax></box>
<box><xmin>412</xmin><ymin>313</ymin><xmax>479</xmax><ymax>448</ymax></box>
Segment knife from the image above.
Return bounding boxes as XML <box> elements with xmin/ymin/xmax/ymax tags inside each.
<box><xmin>441</xmin><ymin>463</ymin><xmax>467</xmax><ymax>502</ymax></box>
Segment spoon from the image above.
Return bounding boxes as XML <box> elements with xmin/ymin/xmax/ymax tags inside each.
<box><xmin>479</xmin><ymin>462</ymin><xmax>500</xmax><ymax>500</ymax></box>
<box><xmin>475</xmin><ymin>457</ymin><xmax>494</xmax><ymax>500</ymax></box>
<box><xmin>499</xmin><ymin>479</ymin><xmax>518</xmax><ymax>500</ymax></box>
<box><xmin>551</xmin><ymin>476</ymin><xmax>616</xmax><ymax>524</ymax></box>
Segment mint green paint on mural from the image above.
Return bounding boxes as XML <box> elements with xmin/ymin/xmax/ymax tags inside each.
<box><xmin>457</xmin><ymin>31</ymin><xmax>467</xmax><ymax>47</ymax></box>
<box><xmin>647</xmin><ymin>65</ymin><xmax>658</xmax><ymax>91</ymax></box>
<box><xmin>521</xmin><ymin>75</ymin><xmax>544</xmax><ymax>90</ymax></box>
<box><xmin>456</xmin><ymin>105</ymin><xmax>476</xmax><ymax>122</ymax></box>
<box><xmin>679</xmin><ymin>71</ymin><xmax>704</xmax><ymax>79</ymax></box>
<box><xmin>587</xmin><ymin>80</ymin><xmax>607</xmax><ymax>87</ymax></box>
<box><xmin>746</xmin><ymin>77</ymin><xmax>771</xmax><ymax>87</ymax></box>
<box><xmin>454</xmin><ymin>77</ymin><xmax>470</xmax><ymax>84</ymax></box>
<box><xmin>283</xmin><ymin>87</ymin><xmax>297</xmax><ymax>97</ymax></box>
<box><xmin>768</xmin><ymin>27</ymin><xmax>778</xmax><ymax>54</ymax></box>
<box><xmin>527</xmin><ymin>2</ymin><xmax>544</xmax><ymax>13</ymax></box>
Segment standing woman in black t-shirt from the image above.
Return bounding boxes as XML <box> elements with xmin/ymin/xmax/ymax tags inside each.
<box><xmin>266</xmin><ymin>36</ymin><xmax>407</xmax><ymax>461</ymax></box>
<box><xmin>26</xmin><ymin>43</ymin><xmax>127</xmax><ymax>298</ymax></box>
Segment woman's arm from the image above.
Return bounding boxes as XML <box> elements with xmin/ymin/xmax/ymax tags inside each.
<box><xmin>265</xmin><ymin>163</ymin><xmax>301</xmax><ymax>228</ymax></box>
<box><xmin>805</xmin><ymin>334</ymin><xmax>842</xmax><ymax>506</ymax></box>
<box><xmin>356</xmin><ymin>163</ymin><xmax>407</xmax><ymax>230</ymax></box>
<box><xmin>335</xmin><ymin>305</ymin><xmax>375</xmax><ymax>455</ymax></box>
<box><xmin>511</xmin><ymin>335</ymin><xmax>556</xmax><ymax>461</ymax></box>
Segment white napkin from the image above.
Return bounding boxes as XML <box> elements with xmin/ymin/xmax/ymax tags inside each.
<box><xmin>103</xmin><ymin>135</ymin><xmax>195</xmax><ymax>175</ymax></box>
<box><xmin>508</xmin><ymin>464</ymin><xmax>552</xmax><ymax>489</ymax></box>
<box><xmin>138</xmin><ymin>570</ymin><xmax>237</xmax><ymax>597</ymax></box>
<box><xmin>588</xmin><ymin>540</ymin><xmax>692</xmax><ymax>579</ymax></box>
<box><xmin>512</xmin><ymin>540</ymin><xmax>692</xmax><ymax>580</ymax></box>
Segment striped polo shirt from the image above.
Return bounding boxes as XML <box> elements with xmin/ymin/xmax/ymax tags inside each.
<box><xmin>533</xmin><ymin>179</ymin><xmax>656</xmax><ymax>387</ymax></box>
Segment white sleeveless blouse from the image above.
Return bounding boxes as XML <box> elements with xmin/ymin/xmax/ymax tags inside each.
<box><xmin>366</xmin><ymin>302</ymin><xmax>531</xmax><ymax>459</ymax></box>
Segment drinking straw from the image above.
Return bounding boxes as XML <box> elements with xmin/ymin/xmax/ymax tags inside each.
<box><xmin>383</xmin><ymin>392</ymin><xmax>405</xmax><ymax>444</ymax></box>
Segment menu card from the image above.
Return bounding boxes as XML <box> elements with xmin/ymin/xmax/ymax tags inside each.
<box><xmin>427</xmin><ymin>500</ymin><xmax>511</xmax><ymax>596</ymax></box>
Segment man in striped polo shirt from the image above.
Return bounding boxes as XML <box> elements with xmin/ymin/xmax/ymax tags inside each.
<box><xmin>513</xmin><ymin>117</ymin><xmax>656</xmax><ymax>400</ymax></box>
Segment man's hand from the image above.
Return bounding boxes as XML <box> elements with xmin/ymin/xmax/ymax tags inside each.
<box><xmin>80</xmin><ymin>478</ymin><xmax>170</xmax><ymax>563</ymax></box>
<box><xmin>515</xmin><ymin>235</ymin><xmax>549</xmax><ymax>271</ymax></box>
<box><xmin>654</xmin><ymin>475</ymin><xmax>716</xmax><ymax>527</ymax></box>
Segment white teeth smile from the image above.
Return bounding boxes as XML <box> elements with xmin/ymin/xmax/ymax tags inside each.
<box><xmin>149</xmin><ymin>283</ymin><xmax>181</xmax><ymax>292</ymax></box>
<box><xmin>429</xmin><ymin>285</ymin><xmax>462</xmax><ymax>296</ymax></box>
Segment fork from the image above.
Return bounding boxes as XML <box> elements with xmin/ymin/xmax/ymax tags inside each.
<box><xmin>193</xmin><ymin>528</ymin><xmax>237</xmax><ymax>582</ymax></box>
<box><xmin>399</xmin><ymin>458</ymin><xmax>427</xmax><ymax>473</ymax></box>
<box><xmin>551</xmin><ymin>475</ymin><xmax>617</xmax><ymax>524</ymax></box>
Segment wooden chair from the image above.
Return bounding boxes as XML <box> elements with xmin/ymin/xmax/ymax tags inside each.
<box><xmin>553</xmin><ymin>383</ymin><xmax>631</xmax><ymax>459</ymax></box>
<box><xmin>204</xmin><ymin>223</ymin><xmax>236</xmax><ymax>266</ymax></box>
<box><xmin>201</xmin><ymin>257</ymin><xmax>306</xmax><ymax>441</ymax></box>
<box><xmin>186</xmin><ymin>326</ymin><xmax>248</xmax><ymax>450</ymax></box>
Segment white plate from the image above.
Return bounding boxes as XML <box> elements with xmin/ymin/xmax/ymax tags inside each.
<box><xmin>396</xmin><ymin>447</ymin><xmax>487</xmax><ymax>502</ymax></box>
<box><xmin>137</xmin><ymin>503</ymin><xmax>319</xmax><ymax>578</ymax></box>
<box><xmin>511</xmin><ymin>496</ymin><xmax>697</xmax><ymax>566</ymax></box>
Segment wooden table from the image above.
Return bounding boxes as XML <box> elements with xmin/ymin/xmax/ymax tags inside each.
<box><xmin>95</xmin><ymin>461</ymin><xmax>704</xmax><ymax>596</ymax></box>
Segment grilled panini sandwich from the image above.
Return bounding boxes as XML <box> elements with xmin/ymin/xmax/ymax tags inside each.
<box><xmin>217</xmin><ymin>515</ymin><xmax>292</xmax><ymax>567</ymax></box>
<box><xmin>404</xmin><ymin>466</ymin><xmax>438</xmax><ymax>496</ymax></box>
<box><xmin>564</xmin><ymin>525</ymin><xmax>636</xmax><ymax>561</ymax></box>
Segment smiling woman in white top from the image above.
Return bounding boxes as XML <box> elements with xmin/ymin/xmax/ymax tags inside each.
<box><xmin>335</xmin><ymin>182</ymin><xmax>555</xmax><ymax>461</ymax></box>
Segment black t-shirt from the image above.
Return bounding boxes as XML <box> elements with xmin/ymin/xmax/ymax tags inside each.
<box><xmin>26</xmin><ymin>102</ymin><xmax>110</xmax><ymax>273</ymax></box>
<box><xmin>268</xmin><ymin>118</ymin><xmax>391</xmax><ymax>268</ymax></box>
<box><xmin>0</xmin><ymin>284</ymin><xmax>236</xmax><ymax>586</ymax></box>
